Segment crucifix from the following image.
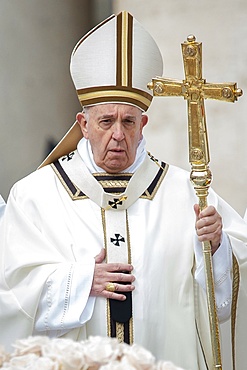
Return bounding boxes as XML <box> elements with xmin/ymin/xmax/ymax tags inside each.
<box><xmin>148</xmin><ymin>35</ymin><xmax>242</xmax><ymax>369</ymax></box>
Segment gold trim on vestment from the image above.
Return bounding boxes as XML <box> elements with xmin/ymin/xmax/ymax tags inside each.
<box><xmin>94</xmin><ymin>172</ymin><xmax>132</xmax><ymax>178</ymax></box>
<box><xmin>126</xmin><ymin>210</ymin><xmax>134</xmax><ymax>344</ymax></box>
<box><xmin>129</xmin><ymin>317</ymin><xmax>133</xmax><ymax>344</ymax></box>
<box><xmin>116</xmin><ymin>322</ymin><xmax>124</xmax><ymax>343</ymax></box>
<box><xmin>50</xmin><ymin>163</ymin><xmax>87</xmax><ymax>200</ymax></box>
<box><xmin>231</xmin><ymin>254</ymin><xmax>240</xmax><ymax>370</ymax></box>
<box><xmin>106</xmin><ymin>299</ymin><xmax>111</xmax><ymax>340</ymax></box>
<box><xmin>125</xmin><ymin>210</ymin><xmax>132</xmax><ymax>265</ymax></box>
<box><xmin>98</xmin><ymin>180</ymin><xmax>129</xmax><ymax>189</ymax></box>
<box><xmin>148</xmin><ymin>167</ymin><xmax>168</xmax><ymax>199</ymax></box>
<box><xmin>101</xmin><ymin>208</ymin><xmax>108</xmax><ymax>260</ymax></box>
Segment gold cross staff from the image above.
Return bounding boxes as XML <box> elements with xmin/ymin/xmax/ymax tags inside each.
<box><xmin>148</xmin><ymin>35</ymin><xmax>242</xmax><ymax>369</ymax></box>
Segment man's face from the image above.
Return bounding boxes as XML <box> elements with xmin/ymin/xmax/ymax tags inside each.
<box><xmin>77</xmin><ymin>104</ymin><xmax>148</xmax><ymax>173</ymax></box>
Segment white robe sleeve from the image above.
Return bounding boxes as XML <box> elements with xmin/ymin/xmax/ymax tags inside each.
<box><xmin>34</xmin><ymin>260</ymin><xmax>96</xmax><ymax>337</ymax></box>
<box><xmin>194</xmin><ymin>231</ymin><xmax>232</xmax><ymax>322</ymax></box>
<box><xmin>0</xmin><ymin>195</ymin><xmax>6</xmax><ymax>221</ymax></box>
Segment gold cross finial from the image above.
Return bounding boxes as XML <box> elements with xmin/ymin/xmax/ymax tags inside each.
<box><xmin>148</xmin><ymin>35</ymin><xmax>242</xmax><ymax>168</ymax></box>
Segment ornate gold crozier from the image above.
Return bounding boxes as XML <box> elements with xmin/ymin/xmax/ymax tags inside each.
<box><xmin>148</xmin><ymin>35</ymin><xmax>242</xmax><ymax>369</ymax></box>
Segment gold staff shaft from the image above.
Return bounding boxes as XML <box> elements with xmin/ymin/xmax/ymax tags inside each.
<box><xmin>148</xmin><ymin>34</ymin><xmax>242</xmax><ymax>369</ymax></box>
<box><xmin>188</xmin><ymin>86</ymin><xmax>221</xmax><ymax>368</ymax></box>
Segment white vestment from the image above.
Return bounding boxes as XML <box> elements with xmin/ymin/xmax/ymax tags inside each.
<box><xmin>0</xmin><ymin>143</ymin><xmax>247</xmax><ymax>370</ymax></box>
<box><xmin>0</xmin><ymin>195</ymin><xmax>5</xmax><ymax>221</ymax></box>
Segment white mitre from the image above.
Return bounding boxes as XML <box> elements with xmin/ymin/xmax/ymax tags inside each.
<box><xmin>39</xmin><ymin>11</ymin><xmax>163</xmax><ymax>167</ymax></box>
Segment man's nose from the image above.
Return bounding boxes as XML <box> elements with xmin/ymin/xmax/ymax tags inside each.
<box><xmin>111</xmin><ymin>122</ymin><xmax>125</xmax><ymax>141</ymax></box>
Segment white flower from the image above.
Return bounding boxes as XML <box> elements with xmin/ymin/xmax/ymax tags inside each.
<box><xmin>99</xmin><ymin>358</ymin><xmax>135</xmax><ymax>370</ymax></box>
<box><xmin>42</xmin><ymin>337</ymin><xmax>86</xmax><ymax>370</ymax></box>
<box><xmin>0</xmin><ymin>345</ymin><xmax>9</xmax><ymax>367</ymax></box>
<box><xmin>122</xmin><ymin>343</ymin><xmax>155</xmax><ymax>369</ymax></box>
<box><xmin>1</xmin><ymin>353</ymin><xmax>58</xmax><ymax>370</ymax></box>
<box><xmin>0</xmin><ymin>336</ymin><xmax>186</xmax><ymax>370</ymax></box>
<box><xmin>12</xmin><ymin>336</ymin><xmax>50</xmax><ymax>356</ymax></box>
<box><xmin>82</xmin><ymin>336</ymin><xmax>123</xmax><ymax>366</ymax></box>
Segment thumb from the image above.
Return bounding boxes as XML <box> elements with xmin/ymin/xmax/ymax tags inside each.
<box><xmin>193</xmin><ymin>204</ymin><xmax>200</xmax><ymax>221</ymax></box>
<box><xmin>94</xmin><ymin>248</ymin><xmax>106</xmax><ymax>264</ymax></box>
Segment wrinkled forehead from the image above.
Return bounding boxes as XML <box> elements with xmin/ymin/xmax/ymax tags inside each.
<box><xmin>84</xmin><ymin>103</ymin><xmax>143</xmax><ymax>117</ymax></box>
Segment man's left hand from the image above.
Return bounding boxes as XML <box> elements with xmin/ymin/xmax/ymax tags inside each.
<box><xmin>194</xmin><ymin>204</ymin><xmax>223</xmax><ymax>254</ymax></box>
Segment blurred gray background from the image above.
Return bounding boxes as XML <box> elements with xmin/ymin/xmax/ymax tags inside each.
<box><xmin>0</xmin><ymin>0</ymin><xmax>112</xmax><ymax>200</ymax></box>
<box><xmin>0</xmin><ymin>2</ymin><xmax>246</xmax><ymax>368</ymax></box>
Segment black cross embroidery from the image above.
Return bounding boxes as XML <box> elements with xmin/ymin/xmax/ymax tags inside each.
<box><xmin>108</xmin><ymin>198</ymin><xmax>123</xmax><ymax>209</ymax></box>
<box><xmin>110</xmin><ymin>234</ymin><xmax>125</xmax><ymax>246</ymax></box>
<box><xmin>62</xmin><ymin>152</ymin><xmax>75</xmax><ymax>161</ymax></box>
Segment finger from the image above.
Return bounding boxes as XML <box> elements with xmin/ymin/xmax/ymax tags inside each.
<box><xmin>193</xmin><ymin>204</ymin><xmax>200</xmax><ymax>222</ymax></box>
<box><xmin>196</xmin><ymin>223</ymin><xmax>217</xmax><ymax>237</ymax></box>
<box><xmin>91</xmin><ymin>278</ymin><xmax>135</xmax><ymax>298</ymax></box>
<box><xmin>104</xmin><ymin>282</ymin><xmax>135</xmax><ymax>301</ymax></box>
<box><xmin>196</xmin><ymin>223</ymin><xmax>222</xmax><ymax>244</ymax></box>
<box><xmin>198</xmin><ymin>205</ymin><xmax>217</xmax><ymax>218</ymax></box>
<box><xmin>196</xmin><ymin>212</ymin><xmax>220</xmax><ymax>231</ymax></box>
<box><xmin>196</xmin><ymin>216</ymin><xmax>222</xmax><ymax>236</ymax></box>
<box><xmin>105</xmin><ymin>291</ymin><xmax>130</xmax><ymax>301</ymax></box>
<box><xmin>94</xmin><ymin>248</ymin><xmax>106</xmax><ymax>263</ymax></box>
<box><xmin>105</xmin><ymin>282</ymin><xmax>135</xmax><ymax>293</ymax></box>
<box><xmin>106</xmin><ymin>263</ymin><xmax>133</xmax><ymax>273</ymax></box>
<box><xmin>105</xmin><ymin>271</ymin><xmax>135</xmax><ymax>284</ymax></box>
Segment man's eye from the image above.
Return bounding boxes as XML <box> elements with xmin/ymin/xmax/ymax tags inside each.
<box><xmin>123</xmin><ymin>120</ymin><xmax>135</xmax><ymax>126</ymax></box>
<box><xmin>99</xmin><ymin>120</ymin><xmax>112</xmax><ymax>129</ymax></box>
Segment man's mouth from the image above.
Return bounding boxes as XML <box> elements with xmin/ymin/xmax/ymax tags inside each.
<box><xmin>107</xmin><ymin>148</ymin><xmax>125</xmax><ymax>157</ymax></box>
<box><xmin>109</xmin><ymin>148</ymin><xmax>124</xmax><ymax>153</ymax></box>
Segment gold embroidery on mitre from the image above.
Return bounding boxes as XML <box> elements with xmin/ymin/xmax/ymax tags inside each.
<box><xmin>77</xmin><ymin>88</ymin><xmax>151</xmax><ymax>112</ymax></box>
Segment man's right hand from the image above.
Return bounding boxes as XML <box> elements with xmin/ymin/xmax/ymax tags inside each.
<box><xmin>90</xmin><ymin>248</ymin><xmax>135</xmax><ymax>301</ymax></box>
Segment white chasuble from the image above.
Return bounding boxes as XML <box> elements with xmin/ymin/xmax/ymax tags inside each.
<box><xmin>51</xmin><ymin>150</ymin><xmax>167</xmax><ymax>344</ymax></box>
<box><xmin>0</xmin><ymin>149</ymin><xmax>247</xmax><ymax>370</ymax></box>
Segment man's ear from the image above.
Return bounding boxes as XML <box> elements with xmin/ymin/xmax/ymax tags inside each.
<box><xmin>141</xmin><ymin>114</ymin><xmax>148</xmax><ymax>128</ymax></box>
<box><xmin>76</xmin><ymin>112</ymin><xmax>89</xmax><ymax>139</ymax></box>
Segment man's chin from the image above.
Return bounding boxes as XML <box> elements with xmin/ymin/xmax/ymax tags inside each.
<box><xmin>103</xmin><ymin>160</ymin><xmax>129</xmax><ymax>173</ymax></box>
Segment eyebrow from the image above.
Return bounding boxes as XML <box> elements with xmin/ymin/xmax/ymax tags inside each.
<box><xmin>123</xmin><ymin>115</ymin><xmax>136</xmax><ymax>120</ymax></box>
<box><xmin>98</xmin><ymin>114</ymin><xmax>114</xmax><ymax>119</ymax></box>
<box><xmin>98</xmin><ymin>114</ymin><xmax>137</xmax><ymax>120</ymax></box>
